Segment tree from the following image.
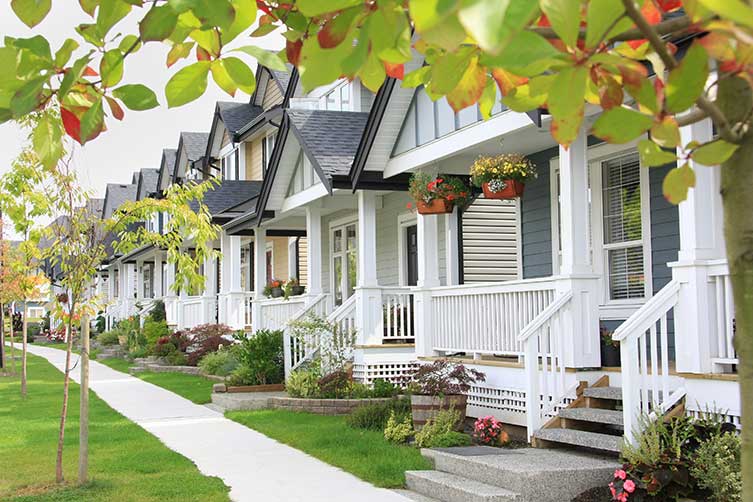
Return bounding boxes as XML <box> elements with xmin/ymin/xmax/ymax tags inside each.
<box><xmin>0</xmin><ymin>217</ymin><xmax>26</xmax><ymax>374</ymax></box>
<box><xmin>3</xmin><ymin>0</ymin><xmax>753</xmax><ymax>496</ymax></box>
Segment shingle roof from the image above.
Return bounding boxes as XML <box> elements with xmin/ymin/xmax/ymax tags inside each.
<box><xmin>189</xmin><ymin>180</ymin><xmax>263</xmax><ymax>217</ymax></box>
<box><xmin>103</xmin><ymin>183</ymin><xmax>137</xmax><ymax>219</ymax></box>
<box><xmin>217</xmin><ymin>102</ymin><xmax>264</xmax><ymax>135</ymax></box>
<box><xmin>181</xmin><ymin>132</ymin><xmax>210</xmax><ymax>162</ymax></box>
<box><xmin>137</xmin><ymin>168</ymin><xmax>160</xmax><ymax>200</ymax></box>
<box><xmin>287</xmin><ymin>109</ymin><xmax>370</xmax><ymax>177</ymax></box>
<box><xmin>270</xmin><ymin>65</ymin><xmax>293</xmax><ymax>93</ymax></box>
<box><xmin>162</xmin><ymin>148</ymin><xmax>177</xmax><ymax>178</ymax></box>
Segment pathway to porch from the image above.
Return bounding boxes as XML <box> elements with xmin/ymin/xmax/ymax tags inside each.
<box><xmin>26</xmin><ymin>344</ymin><xmax>411</xmax><ymax>502</ymax></box>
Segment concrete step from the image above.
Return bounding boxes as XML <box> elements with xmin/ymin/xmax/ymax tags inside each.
<box><xmin>582</xmin><ymin>386</ymin><xmax>622</xmax><ymax>401</ymax></box>
<box><xmin>422</xmin><ymin>447</ymin><xmax>618</xmax><ymax>502</ymax></box>
<box><xmin>558</xmin><ymin>407</ymin><xmax>624</xmax><ymax>426</ymax></box>
<box><xmin>392</xmin><ymin>489</ymin><xmax>442</xmax><ymax>502</ymax></box>
<box><xmin>405</xmin><ymin>470</ymin><xmax>520</xmax><ymax>502</ymax></box>
<box><xmin>534</xmin><ymin>428</ymin><xmax>622</xmax><ymax>454</ymax></box>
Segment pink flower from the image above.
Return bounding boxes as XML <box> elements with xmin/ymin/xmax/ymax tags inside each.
<box><xmin>623</xmin><ymin>480</ymin><xmax>635</xmax><ymax>493</ymax></box>
<box><xmin>609</xmin><ymin>484</ymin><xmax>616</xmax><ymax>497</ymax></box>
<box><xmin>614</xmin><ymin>469</ymin><xmax>627</xmax><ymax>480</ymax></box>
<box><xmin>618</xmin><ymin>493</ymin><xmax>628</xmax><ymax>502</ymax></box>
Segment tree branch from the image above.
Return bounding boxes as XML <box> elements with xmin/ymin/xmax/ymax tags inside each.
<box><xmin>677</xmin><ymin>108</ymin><xmax>709</xmax><ymax>127</ymax></box>
<box><xmin>530</xmin><ymin>14</ymin><xmax>693</xmax><ymax>42</ymax></box>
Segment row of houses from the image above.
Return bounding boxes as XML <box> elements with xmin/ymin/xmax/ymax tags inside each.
<box><xmin>92</xmin><ymin>53</ymin><xmax>738</xmax><ymax>446</ymax></box>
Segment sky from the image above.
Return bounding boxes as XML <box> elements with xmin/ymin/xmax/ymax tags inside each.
<box><xmin>0</xmin><ymin>4</ymin><xmax>283</xmax><ymax>239</ymax></box>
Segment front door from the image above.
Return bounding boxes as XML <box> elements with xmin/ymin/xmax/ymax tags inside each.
<box><xmin>406</xmin><ymin>224</ymin><xmax>418</xmax><ymax>286</ymax></box>
<box><xmin>332</xmin><ymin>222</ymin><xmax>358</xmax><ymax>306</ymax></box>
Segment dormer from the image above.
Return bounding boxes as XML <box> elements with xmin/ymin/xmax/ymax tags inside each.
<box><xmin>205</xmin><ymin>101</ymin><xmax>263</xmax><ymax>182</ymax></box>
<box><xmin>173</xmin><ymin>132</ymin><xmax>210</xmax><ymax>183</ymax></box>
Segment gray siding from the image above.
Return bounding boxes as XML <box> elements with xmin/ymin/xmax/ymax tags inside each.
<box><xmin>649</xmin><ymin>163</ymin><xmax>680</xmax><ymax>292</ymax></box>
<box><xmin>521</xmin><ymin>146</ymin><xmax>559</xmax><ymax>279</ymax></box>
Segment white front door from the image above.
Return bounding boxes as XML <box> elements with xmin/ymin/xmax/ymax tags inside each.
<box><xmin>331</xmin><ymin>221</ymin><xmax>357</xmax><ymax>306</ymax></box>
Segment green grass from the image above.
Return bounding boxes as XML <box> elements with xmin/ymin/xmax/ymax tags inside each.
<box><xmin>227</xmin><ymin>409</ymin><xmax>432</xmax><ymax>488</ymax></box>
<box><xmin>0</xmin><ymin>354</ymin><xmax>230</xmax><ymax>502</ymax></box>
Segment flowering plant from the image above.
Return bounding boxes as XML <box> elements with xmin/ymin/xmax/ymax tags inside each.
<box><xmin>263</xmin><ymin>279</ymin><xmax>284</xmax><ymax>297</ymax></box>
<box><xmin>473</xmin><ymin>415</ymin><xmax>509</xmax><ymax>446</ymax></box>
<box><xmin>609</xmin><ymin>469</ymin><xmax>637</xmax><ymax>502</ymax></box>
<box><xmin>469</xmin><ymin>154</ymin><xmax>537</xmax><ymax>187</ymax></box>
<box><xmin>409</xmin><ymin>358</ymin><xmax>485</xmax><ymax>396</ymax></box>
<box><xmin>407</xmin><ymin>171</ymin><xmax>471</xmax><ymax>208</ymax></box>
<box><xmin>46</xmin><ymin>327</ymin><xmax>67</xmax><ymax>343</ymax></box>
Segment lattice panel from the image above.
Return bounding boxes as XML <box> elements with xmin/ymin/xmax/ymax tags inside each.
<box><xmin>353</xmin><ymin>361</ymin><xmax>418</xmax><ymax>385</ymax></box>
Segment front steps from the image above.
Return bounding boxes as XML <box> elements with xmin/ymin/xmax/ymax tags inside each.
<box><xmin>404</xmin><ymin>447</ymin><xmax>617</xmax><ymax>502</ymax></box>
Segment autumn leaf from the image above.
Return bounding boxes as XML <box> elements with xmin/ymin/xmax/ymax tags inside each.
<box><xmin>447</xmin><ymin>57</ymin><xmax>487</xmax><ymax>112</ymax></box>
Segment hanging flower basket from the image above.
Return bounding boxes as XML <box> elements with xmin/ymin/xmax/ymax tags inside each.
<box><xmin>482</xmin><ymin>180</ymin><xmax>526</xmax><ymax>199</ymax></box>
<box><xmin>416</xmin><ymin>198</ymin><xmax>454</xmax><ymax>214</ymax></box>
<box><xmin>470</xmin><ymin>153</ymin><xmax>537</xmax><ymax>200</ymax></box>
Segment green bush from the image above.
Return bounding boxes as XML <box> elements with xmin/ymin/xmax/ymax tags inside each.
<box><xmin>346</xmin><ymin>398</ymin><xmax>411</xmax><ymax>431</ymax></box>
<box><xmin>372</xmin><ymin>379</ymin><xmax>399</xmax><ymax>398</ymax></box>
<box><xmin>286</xmin><ymin>367</ymin><xmax>322</xmax><ymax>398</ymax></box>
<box><xmin>232</xmin><ymin>329</ymin><xmax>284</xmax><ymax>385</ymax></box>
<box><xmin>691</xmin><ymin>432</ymin><xmax>741</xmax><ymax>502</ymax></box>
<box><xmin>227</xmin><ymin>366</ymin><xmax>255</xmax><ymax>386</ymax></box>
<box><xmin>143</xmin><ymin>319</ymin><xmax>170</xmax><ymax>351</ymax></box>
<box><xmin>165</xmin><ymin>351</ymin><xmax>187</xmax><ymax>366</ymax></box>
<box><xmin>414</xmin><ymin>408</ymin><xmax>462</xmax><ymax>448</ymax></box>
<box><xmin>384</xmin><ymin>411</ymin><xmax>413</xmax><ymax>444</ymax></box>
<box><xmin>148</xmin><ymin>300</ymin><xmax>167</xmax><ymax>322</ymax></box>
<box><xmin>429</xmin><ymin>431</ymin><xmax>472</xmax><ymax>448</ymax></box>
<box><xmin>98</xmin><ymin>330</ymin><xmax>120</xmax><ymax>346</ymax></box>
<box><xmin>198</xmin><ymin>349</ymin><xmax>239</xmax><ymax>377</ymax></box>
<box><xmin>129</xmin><ymin>346</ymin><xmax>148</xmax><ymax>359</ymax></box>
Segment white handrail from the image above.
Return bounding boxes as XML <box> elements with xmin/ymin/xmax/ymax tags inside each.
<box><xmin>613</xmin><ymin>280</ymin><xmax>680</xmax><ymax>341</ymax></box>
<box><xmin>518</xmin><ymin>291</ymin><xmax>573</xmax><ymax>342</ymax></box>
<box><xmin>283</xmin><ymin>294</ymin><xmax>330</xmax><ymax>376</ymax></box>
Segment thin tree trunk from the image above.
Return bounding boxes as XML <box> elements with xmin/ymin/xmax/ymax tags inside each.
<box><xmin>55</xmin><ymin>317</ymin><xmax>75</xmax><ymax>483</ymax></box>
<box><xmin>78</xmin><ymin>315</ymin><xmax>89</xmax><ymax>484</ymax></box>
<box><xmin>717</xmin><ymin>76</ymin><xmax>753</xmax><ymax>501</ymax></box>
<box><xmin>1</xmin><ymin>302</ymin><xmax>5</xmax><ymax>373</ymax></box>
<box><xmin>21</xmin><ymin>300</ymin><xmax>27</xmax><ymax>396</ymax></box>
<box><xmin>9</xmin><ymin>307</ymin><xmax>15</xmax><ymax>374</ymax></box>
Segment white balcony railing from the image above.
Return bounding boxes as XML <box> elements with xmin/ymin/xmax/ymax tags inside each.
<box><xmin>256</xmin><ymin>296</ymin><xmax>308</xmax><ymax>332</ymax></box>
<box><xmin>709</xmin><ymin>262</ymin><xmax>737</xmax><ymax>367</ymax></box>
<box><xmin>430</xmin><ymin>278</ymin><xmax>557</xmax><ymax>356</ymax></box>
<box><xmin>381</xmin><ymin>287</ymin><xmax>415</xmax><ymax>341</ymax></box>
<box><xmin>181</xmin><ymin>296</ymin><xmax>203</xmax><ymax>329</ymax></box>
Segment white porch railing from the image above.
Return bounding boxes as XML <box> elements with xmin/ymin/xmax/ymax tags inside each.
<box><xmin>613</xmin><ymin>280</ymin><xmax>685</xmax><ymax>442</ymax></box>
<box><xmin>256</xmin><ymin>296</ymin><xmax>308</xmax><ymax>331</ymax></box>
<box><xmin>181</xmin><ymin>296</ymin><xmax>203</xmax><ymax>329</ymax></box>
<box><xmin>284</xmin><ymin>294</ymin><xmax>330</xmax><ymax>375</ymax></box>
<box><xmin>430</xmin><ymin>278</ymin><xmax>557</xmax><ymax>356</ymax></box>
<box><xmin>519</xmin><ymin>292</ymin><xmax>574</xmax><ymax>439</ymax></box>
<box><xmin>709</xmin><ymin>262</ymin><xmax>737</xmax><ymax>367</ymax></box>
<box><xmin>382</xmin><ymin>287</ymin><xmax>415</xmax><ymax>341</ymax></box>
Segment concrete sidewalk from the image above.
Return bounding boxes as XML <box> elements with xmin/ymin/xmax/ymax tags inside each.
<box><xmin>26</xmin><ymin>344</ymin><xmax>411</xmax><ymax>502</ymax></box>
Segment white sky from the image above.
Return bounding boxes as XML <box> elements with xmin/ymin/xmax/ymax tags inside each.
<box><xmin>0</xmin><ymin>4</ymin><xmax>283</xmax><ymax>239</ymax></box>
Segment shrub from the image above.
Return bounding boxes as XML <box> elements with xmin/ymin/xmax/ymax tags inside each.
<box><xmin>129</xmin><ymin>346</ymin><xmax>148</xmax><ymax>359</ymax></box>
<box><xmin>384</xmin><ymin>411</ymin><xmax>413</xmax><ymax>444</ymax></box>
<box><xmin>231</xmin><ymin>329</ymin><xmax>284</xmax><ymax>385</ymax></box>
<box><xmin>318</xmin><ymin>370</ymin><xmax>352</xmax><ymax>398</ymax></box>
<box><xmin>429</xmin><ymin>431</ymin><xmax>472</xmax><ymax>448</ymax></box>
<box><xmin>143</xmin><ymin>319</ymin><xmax>170</xmax><ymax>350</ymax></box>
<box><xmin>227</xmin><ymin>366</ymin><xmax>256</xmax><ymax>386</ymax></box>
<box><xmin>198</xmin><ymin>349</ymin><xmax>239</xmax><ymax>377</ymax></box>
<box><xmin>153</xmin><ymin>337</ymin><xmax>178</xmax><ymax>358</ymax></box>
<box><xmin>148</xmin><ymin>300</ymin><xmax>166</xmax><ymax>322</ymax></box>
<box><xmin>349</xmin><ymin>382</ymin><xmax>372</xmax><ymax>399</ymax></box>
<box><xmin>286</xmin><ymin>367</ymin><xmax>322</xmax><ymax>398</ymax></box>
<box><xmin>184</xmin><ymin>324</ymin><xmax>233</xmax><ymax>366</ymax></box>
<box><xmin>414</xmin><ymin>408</ymin><xmax>462</xmax><ymax>448</ymax></box>
<box><xmin>98</xmin><ymin>330</ymin><xmax>120</xmax><ymax>346</ymax></box>
<box><xmin>347</xmin><ymin>398</ymin><xmax>411</xmax><ymax>430</ymax></box>
<box><xmin>165</xmin><ymin>351</ymin><xmax>187</xmax><ymax>366</ymax></box>
<box><xmin>690</xmin><ymin>432</ymin><xmax>741</xmax><ymax>502</ymax></box>
<box><xmin>409</xmin><ymin>359</ymin><xmax>485</xmax><ymax>396</ymax></box>
<box><xmin>372</xmin><ymin>378</ymin><xmax>399</xmax><ymax>398</ymax></box>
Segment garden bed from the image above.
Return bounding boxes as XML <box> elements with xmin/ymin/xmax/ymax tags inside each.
<box><xmin>220</xmin><ymin>383</ymin><xmax>285</xmax><ymax>393</ymax></box>
<box><xmin>268</xmin><ymin>396</ymin><xmax>394</xmax><ymax>415</ymax></box>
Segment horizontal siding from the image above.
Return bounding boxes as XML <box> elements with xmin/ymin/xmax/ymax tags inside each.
<box><xmin>461</xmin><ymin>197</ymin><xmax>519</xmax><ymax>283</ymax></box>
<box><xmin>649</xmin><ymin>163</ymin><xmax>680</xmax><ymax>293</ymax></box>
<box><xmin>521</xmin><ymin>146</ymin><xmax>559</xmax><ymax>279</ymax></box>
<box><xmin>298</xmin><ymin>238</ymin><xmax>308</xmax><ymax>286</ymax></box>
<box><xmin>263</xmin><ymin>81</ymin><xmax>284</xmax><ymax>109</ymax></box>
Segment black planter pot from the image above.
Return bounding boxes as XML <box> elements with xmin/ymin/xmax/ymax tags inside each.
<box><xmin>291</xmin><ymin>286</ymin><xmax>305</xmax><ymax>296</ymax></box>
<box><xmin>271</xmin><ymin>287</ymin><xmax>284</xmax><ymax>298</ymax></box>
<box><xmin>600</xmin><ymin>342</ymin><xmax>621</xmax><ymax>367</ymax></box>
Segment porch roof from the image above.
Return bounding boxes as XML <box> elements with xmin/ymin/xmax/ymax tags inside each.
<box><xmin>188</xmin><ymin>180</ymin><xmax>263</xmax><ymax>221</ymax></box>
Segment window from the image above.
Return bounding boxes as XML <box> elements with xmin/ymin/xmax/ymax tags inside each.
<box><xmin>240</xmin><ymin>246</ymin><xmax>251</xmax><ymax>291</ymax></box>
<box><xmin>143</xmin><ymin>263</ymin><xmax>153</xmax><ymax>299</ymax></box>
<box><xmin>266</xmin><ymin>249</ymin><xmax>273</xmax><ymax>283</ymax></box>
<box><xmin>113</xmin><ymin>271</ymin><xmax>119</xmax><ymax>298</ymax></box>
<box><xmin>262</xmin><ymin>134</ymin><xmax>275</xmax><ymax>173</ymax></box>
<box><xmin>331</xmin><ymin>221</ymin><xmax>357</xmax><ymax>306</ymax></box>
<box><xmin>600</xmin><ymin>152</ymin><xmax>647</xmax><ymax>301</ymax></box>
<box><xmin>221</xmin><ymin>147</ymin><xmax>240</xmax><ymax>180</ymax></box>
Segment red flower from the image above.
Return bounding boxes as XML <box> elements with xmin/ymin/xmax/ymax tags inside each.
<box><xmin>406</xmin><ymin>202</ymin><xmax>413</xmax><ymax>209</ymax></box>
<box><xmin>447</xmin><ymin>194</ymin><xmax>455</xmax><ymax>201</ymax></box>
<box><xmin>436</xmin><ymin>178</ymin><xmax>444</xmax><ymax>183</ymax></box>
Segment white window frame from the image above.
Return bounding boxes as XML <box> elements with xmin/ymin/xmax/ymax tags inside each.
<box><xmin>265</xmin><ymin>241</ymin><xmax>274</xmax><ymax>282</ymax></box>
<box><xmin>397</xmin><ymin>211</ymin><xmax>417</xmax><ymax>287</ymax></box>
<box><xmin>328</xmin><ymin>215</ymin><xmax>358</xmax><ymax>306</ymax></box>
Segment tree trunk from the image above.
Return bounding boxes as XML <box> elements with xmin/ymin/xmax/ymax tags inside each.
<box><xmin>78</xmin><ymin>315</ymin><xmax>89</xmax><ymax>484</ymax></box>
<box><xmin>9</xmin><ymin>306</ymin><xmax>15</xmax><ymax>374</ymax></box>
<box><xmin>717</xmin><ymin>76</ymin><xmax>753</xmax><ymax>501</ymax></box>
<box><xmin>1</xmin><ymin>301</ymin><xmax>5</xmax><ymax>372</ymax></box>
<box><xmin>55</xmin><ymin>318</ymin><xmax>74</xmax><ymax>483</ymax></box>
<box><xmin>21</xmin><ymin>300</ymin><xmax>27</xmax><ymax>396</ymax></box>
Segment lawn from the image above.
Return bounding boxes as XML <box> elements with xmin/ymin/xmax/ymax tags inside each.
<box><xmin>227</xmin><ymin>409</ymin><xmax>432</xmax><ymax>488</ymax></box>
<box><xmin>0</xmin><ymin>354</ymin><xmax>230</xmax><ymax>502</ymax></box>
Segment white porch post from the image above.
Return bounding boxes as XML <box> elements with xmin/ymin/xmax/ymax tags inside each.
<box><xmin>164</xmin><ymin>261</ymin><xmax>178</xmax><ymax>327</ymax></box>
<box><xmin>556</xmin><ymin>128</ymin><xmax>600</xmax><ymax>368</ymax></box>
<box><xmin>153</xmin><ymin>255</ymin><xmax>163</xmax><ymax>298</ymax></box>
<box><xmin>252</xmin><ymin>228</ymin><xmax>267</xmax><ymax>332</ymax></box>
<box><xmin>415</xmin><ymin>213</ymin><xmax>440</xmax><ymax>358</ymax></box>
<box><xmin>136</xmin><ymin>260</ymin><xmax>144</xmax><ymax>301</ymax></box>
<box><xmin>220</xmin><ymin>233</ymin><xmax>245</xmax><ymax>330</ymax></box>
<box><xmin>306</xmin><ymin>207</ymin><xmax>323</xmax><ymax>297</ymax></box>
<box><xmin>356</xmin><ymin>191</ymin><xmax>382</xmax><ymax>346</ymax></box>
<box><xmin>672</xmin><ymin>118</ymin><xmax>726</xmax><ymax>373</ymax></box>
<box><xmin>201</xmin><ymin>251</ymin><xmax>218</xmax><ymax>325</ymax></box>
<box><xmin>445</xmin><ymin>207</ymin><xmax>460</xmax><ymax>286</ymax></box>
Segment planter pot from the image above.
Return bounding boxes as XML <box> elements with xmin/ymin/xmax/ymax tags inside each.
<box><xmin>600</xmin><ymin>342</ymin><xmax>621</xmax><ymax>367</ymax></box>
<box><xmin>416</xmin><ymin>199</ymin><xmax>454</xmax><ymax>215</ymax></box>
<box><xmin>482</xmin><ymin>180</ymin><xmax>525</xmax><ymax>199</ymax></box>
<box><xmin>291</xmin><ymin>286</ymin><xmax>305</xmax><ymax>296</ymax></box>
<box><xmin>411</xmin><ymin>394</ymin><xmax>468</xmax><ymax>430</ymax></box>
<box><xmin>270</xmin><ymin>287</ymin><xmax>284</xmax><ymax>298</ymax></box>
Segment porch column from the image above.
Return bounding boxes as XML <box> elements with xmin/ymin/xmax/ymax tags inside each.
<box><xmin>445</xmin><ymin>207</ymin><xmax>460</xmax><ymax>286</ymax></box>
<box><xmin>556</xmin><ymin>129</ymin><xmax>600</xmax><ymax>368</ymax></box>
<box><xmin>415</xmin><ymin>213</ymin><xmax>440</xmax><ymax>358</ymax></box>
<box><xmin>136</xmin><ymin>260</ymin><xmax>145</xmax><ymax>300</ymax></box>
<box><xmin>153</xmin><ymin>255</ymin><xmax>163</xmax><ymax>298</ymax></box>
<box><xmin>356</xmin><ymin>191</ymin><xmax>383</xmax><ymax>345</ymax></box>
<box><xmin>672</xmin><ymin>118</ymin><xmax>726</xmax><ymax>373</ymax></box>
<box><xmin>220</xmin><ymin>233</ymin><xmax>244</xmax><ymax>329</ymax></box>
<box><xmin>164</xmin><ymin>261</ymin><xmax>178</xmax><ymax>327</ymax></box>
<box><xmin>201</xmin><ymin>252</ymin><xmax>218</xmax><ymax>325</ymax></box>
<box><xmin>252</xmin><ymin>228</ymin><xmax>267</xmax><ymax>332</ymax></box>
<box><xmin>306</xmin><ymin>207</ymin><xmax>323</xmax><ymax>296</ymax></box>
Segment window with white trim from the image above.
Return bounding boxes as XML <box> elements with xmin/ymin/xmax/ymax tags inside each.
<box><xmin>221</xmin><ymin>147</ymin><xmax>240</xmax><ymax>180</ymax></box>
<box><xmin>262</xmin><ymin>134</ymin><xmax>275</xmax><ymax>173</ymax></box>
<box><xmin>331</xmin><ymin>221</ymin><xmax>357</xmax><ymax>306</ymax></box>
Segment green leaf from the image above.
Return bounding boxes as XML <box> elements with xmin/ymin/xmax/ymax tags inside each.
<box><xmin>585</xmin><ymin>0</ymin><xmax>624</xmax><ymax>49</ymax></box>
<box><xmin>341</xmin><ymin>28</ymin><xmax>368</xmax><ymax>77</ymax></box>
<box><xmin>402</xmin><ymin>66</ymin><xmax>431</xmax><ymax>88</ymax></box>
<box><xmin>478</xmin><ymin>78</ymin><xmax>497</xmax><ymax>120</ymax></box>
<box><xmin>428</xmin><ymin>46</ymin><xmax>475</xmax><ymax>95</ymax></box>
<box><xmin>33</xmin><ymin>113</ymin><xmax>64</xmax><ymax>168</ymax></box>
<box><xmin>140</xmin><ymin>4</ymin><xmax>178</xmax><ymax>42</ymax></box>
<box><xmin>167</xmin><ymin>41</ymin><xmax>194</xmax><ymax>67</ymax></box>
<box><xmin>223</xmin><ymin>0</ymin><xmax>257</xmax><ymax>43</ymax></box>
<box><xmin>591</xmin><ymin>106</ymin><xmax>654</xmax><ymax>143</ymax></box>
<box><xmin>540</xmin><ymin>0</ymin><xmax>582</xmax><ymax>48</ymax></box>
<box><xmin>165</xmin><ymin>60</ymin><xmax>210</xmax><ymax>107</ymax></box>
<box><xmin>10</xmin><ymin>77</ymin><xmax>46</xmax><ymax>118</ymax></box>
<box><xmin>501</xmin><ymin>75</ymin><xmax>553</xmax><ymax>111</ymax></box>
<box><xmin>112</xmin><ymin>84</ymin><xmax>159</xmax><ymax>110</ymax></box>
<box><xmin>233</xmin><ymin>45</ymin><xmax>288</xmax><ymax>71</ymax></box>
<box><xmin>690</xmin><ymin>139</ymin><xmax>739</xmax><ymax>166</ymax></box>
<box><xmin>11</xmin><ymin>0</ymin><xmax>51</xmax><ymax>28</ymax></box>
<box><xmin>638</xmin><ymin>139</ymin><xmax>677</xmax><ymax>167</ymax></box>
<box><xmin>54</xmin><ymin>39</ymin><xmax>79</xmax><ymax>68</ymax></box>
<box><xmin>447</xmin><ymin>56</ymin><xmax>487</xmax><ymax>112</ymax></box>
<box><xmin>297</xmin><ymin>37</ymin><xmax>351</xmax><ymax>92</ymax></box>
<box><xmin>79</xmin><ymin>0</ymin><xmax>99</xmax><ymax>16</ymax></box>
<box><xmin>183</xmin><ymin>0</ymin><xmax>236</xmax><ymax>30</ymax></box>
<box><xmin>221</xmin><ymin>57</ymin><xmax>255</xmax><ymax>95</ymax></box>
<box><xmin>80</xmin><ymin>97</ymin><xmax>105</xmax><ymax>144</ymax></box>
<box><xmin>698</xmin><ymin>0</ymin><xmax>753</xmax><ymax>29</ymax></box>
<box><xmin>119</xmin><ymin>34</ymin><xmax>141</xmax><ymax>53</ymax></box>
<box><xmin>96</xmin><ymin>0</ymin><xmax>132</xmax><ymax>39</ymax></box>
<box><xmin>650</xmin><ymin>117</ymin><xmax>680</xmax><ymax>148</ymax></box>
<box><xmin>480</xmin><ymin>30</ymin><xmax>559</xmax><ymax>69</ymax></box>
<box><xmin>547</xmin><ymin>65</ymin><xmax>587</xmax><ymax>146</ymax></box>
<box><xmin>100</xmin><ymin>49</ymin><xmax>124</xmax><ymax>88</ymax></box>
<box><xmin>59</xmin><ymin>55</ymin><xmax>89</xmax><ymax>99</ymax></box>
<box><xmin>458</xmin><ymin>0</ymin><xmax>539</xmax><ymax>54</ymax></box>
<box><xmin>360</xmin><ymin>50</ymin><xmax>387</xmax><ymax>93</ymax></box>
<box><xmin>663</xmin><ymin>163</ymin><xmax>695</xmax><ymax>204</ymax></box>
<box><xmin>666</xmin><ymin>42</ymin><xmax>709</xmax><ymax>113</ymax></box>
<box><xmin>297</xmin><ymin>0</ymin><xmax>362</xmax><ymax>17</ymax></box>
<box><xmin>210</xmin><ymin>59</ymin><xmax>237</xmax><ymax>96</ymax></box>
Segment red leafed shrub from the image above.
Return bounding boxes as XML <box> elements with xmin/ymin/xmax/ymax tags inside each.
<box><xmin>184</xmin><ymin>324</ymin><xmax>233</xmax><ymax>366</ymax></box>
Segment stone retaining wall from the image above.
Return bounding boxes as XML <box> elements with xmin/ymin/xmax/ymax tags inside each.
<box><xmin>130</xmin><ymin>362</ymin><xmax>225</xmax><ymax>382</ymax></box>
<box><xmin>267</xmin><ymin>397</ymin><xmax>393</xmax><ymax>415</ymax></box>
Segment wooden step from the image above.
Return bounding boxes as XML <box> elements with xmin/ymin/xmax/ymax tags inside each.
<box><xmin>533</xmin><ymin>428</ymin><xmax>622</xmax><ymax>454</ymax></box>
<box><xmin>558</xmin><ymin>408</ymin><xmax>623</xmax><ymax>427</ymax></box>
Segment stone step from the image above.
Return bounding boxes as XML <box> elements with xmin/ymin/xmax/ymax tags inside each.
<box><xmin>582</xmin><ymin>386</ymin><xmax>622</xmax><ymax>401</ymax></box>
<box><xmin>422</xmin><ymin>447</ymin><xmax>618</xmax><ymax>502</ymax></box>
<box><xmin>558</xmin><ymin>407</ymin><xmax>624</xmax><ymax>426</ymax></box>
<box><xmin>392</xmin><ymin>489</ymin><xmax>442</xmax><ymax>502</ymax></box>
<box><xmin>405</xmin><ymin>470</ymin><xmax>520</xmax><ymax>502</ymax></box>
<box><xmin>534</xmin><ymin>428</ymin><xmax>622</xmax><ymax>454</ymax></box>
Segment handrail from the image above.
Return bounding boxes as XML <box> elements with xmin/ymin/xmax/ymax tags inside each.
<box><xmin>429</xmin><ymin>276</ymin><xmax>558</xmax><ymax>295</ymax></box>
<box><xmin>290</xmin><ymin>294</ymin><xmax>328</xmax><ymax>324</ymax></box>
<box><xmin>327</xmin><ymin>294</ymin><xmax>356</xmax><ymax>323</ymax></box>
<box><xmin>517</xmin><ymin>291</ymin><xmax>573</xmax><ymax>342</ymax></box>
<box><xmin>612</xmin><ymin>280</ymin><xmax>680</xmax><ymax>342</ymax></box>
